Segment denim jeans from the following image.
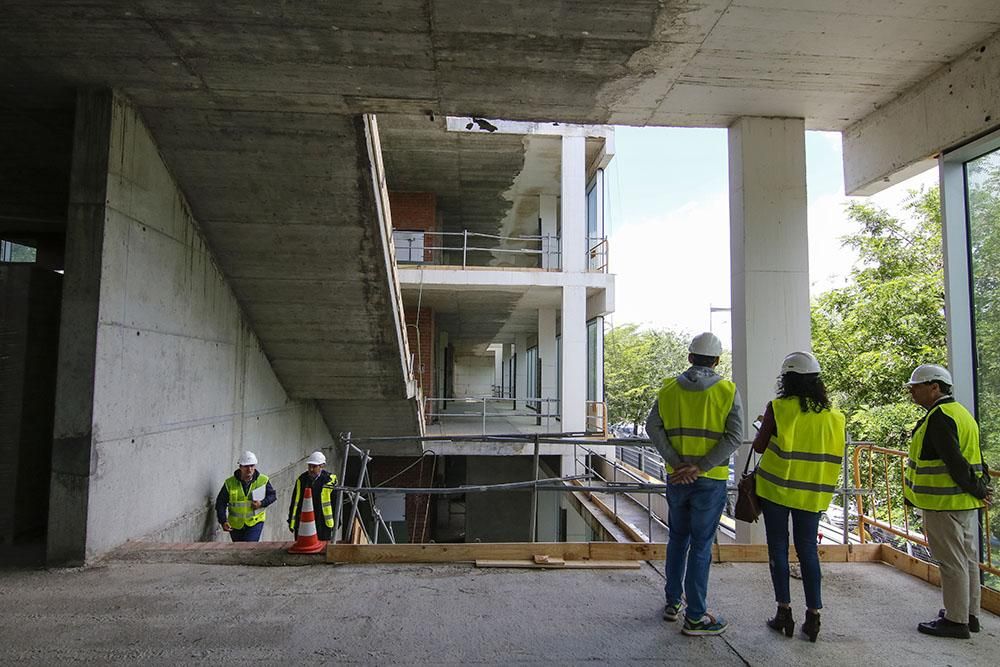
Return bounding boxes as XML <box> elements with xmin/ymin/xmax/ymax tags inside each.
<box><xmin>665</xmin><ymin>476</ymin><xmax>728</xmax><ymax>621</ymax></box>
<box><xmin>229</xmin><ymin>522</ymin><xmax>265</xmax><ymax>542</ymax></box>
<box><xmin>760</xmin><ymin>497</ymin><xmax>823</xmax><ymax>610</ymax></box>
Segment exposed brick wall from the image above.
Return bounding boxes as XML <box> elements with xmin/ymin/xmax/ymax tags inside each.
<box><xmin>404</xmin><ymin>306</ymin><xmax>435</xmax><ymax>418</ymax></box>
<box><xmin>389</xmin><ymin>192</ymin><xmax>437</xmax><ymax>262</ymax></box>
<box><xmin>368</xmin><ymin>456</ymin><xmax>437</xmax><ymax>543</ymax></box>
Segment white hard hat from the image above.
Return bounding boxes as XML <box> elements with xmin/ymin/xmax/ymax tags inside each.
<box><xmin>237</xmin><ymin>450</ymin><xmax>258</xmax><ymax>466</ymax></box>
<box><xmin>689</xmin><ymin>332</ymin><xmax>723</xmax><ymax>357</ymax></box>
<box><xmin>907</xmin><ymin>364</ymin><xmax>952</xmax><ymax>386</ymax></box>
<box><xmin>306</xmin><ymin>450</ymin><xmax>326</xmax><ymax>466</ymax></box>
<box><xmin>781</xmin><ymin>351</ymin><xmax>821</xmax><ymax>375</ymax></box>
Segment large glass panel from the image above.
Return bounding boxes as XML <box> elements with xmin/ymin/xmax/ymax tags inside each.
<box><xmin>966</xmin><ymin>148</ymin><xmax>1000</xmax><ymax>472</ymax></box>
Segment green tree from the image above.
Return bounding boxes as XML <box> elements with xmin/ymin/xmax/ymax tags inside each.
<box><xmin>811</xmin><ymin>187</ymin><xmax>946</xmax><ymax>448</ymax></box>
<box><xmin>604</xmin><ymin>324</ymin><xmax>689</xmax><ymax>430</ymax></box>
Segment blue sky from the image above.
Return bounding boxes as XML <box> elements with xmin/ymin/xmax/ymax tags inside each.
<box><xmin>604</xmin><ymin>126</ymin><xmax>939</xmax><ymax>347</ymax></box>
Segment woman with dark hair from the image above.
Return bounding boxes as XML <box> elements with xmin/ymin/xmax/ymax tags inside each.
<box><xmin>751</xmin><ymin>351</ymin><xmax>845</xmax><ymax>642</ymax></box>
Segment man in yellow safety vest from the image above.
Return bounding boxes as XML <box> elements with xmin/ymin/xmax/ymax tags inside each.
<box><xmin>646</xmin><ymin>332</ymin><xmax>743</xmax><ymax>637</ymax></box>
<box><xmin>215</xmin><ymin>450</ymin><xmax>276</xmax><ymax>542</ymax></box>
<box><xmin>905</xmin><ymin>364</ymin><xmax>992</xmax><ymax>639</ymax></box>
<box><xmin>288</xmin><ymin>450</ymin><xmax>339</xmax><ymax>542</ymax></box>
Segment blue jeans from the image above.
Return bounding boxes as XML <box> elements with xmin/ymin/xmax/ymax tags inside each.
<box><xmin>760</xmin><ymin>497</ymin><xmax>823</xmax><ymax>610</ymax></box>
<box><xmin>665</xmin><ymin>476</ymin><xmax>727</xmax><ymax>621</ymax></box>
<box><xmin>229</xmin><ymin>522</ymin><xmax>264</xmax><ymax>542</ymax></box>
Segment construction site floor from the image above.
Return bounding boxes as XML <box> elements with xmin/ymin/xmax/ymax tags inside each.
<box><xmin>0</xmin><ymin>556</ymin><xmax>996</xmax><ymax>665</ymax></box>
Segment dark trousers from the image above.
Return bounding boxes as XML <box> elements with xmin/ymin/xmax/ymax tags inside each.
<box><xmin>229</xmin><ymin>522</ymin><xmax>264</xmax><ymax>542</ymax></box>
<box><xmin>761</xmin><ymin>497</ymin><xmax>823</xmax><ymax>610</ymax></box>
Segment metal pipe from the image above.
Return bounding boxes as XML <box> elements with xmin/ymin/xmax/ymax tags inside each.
<box><xmin>344</xmin><ymin>450</ymin><xmax>371</xmax><ymax>543</ymax></box>
<box><xmin>333</xmin><ymin>432</ymin><xmax>352</xmax><ymax>543</ymax></box>
<box><xmin>530</xmin><ymin>435</ymin><xmax>540</xmax><ymax>542</ymax></box>
<box><xmin>462</xmin><ymin>229</ymin><xmax>468</xmax><ymax>268</ymax></box>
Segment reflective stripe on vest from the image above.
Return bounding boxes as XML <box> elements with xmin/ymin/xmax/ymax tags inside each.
<box><xmin>755</xmin><ymin>398</ymin><xmax>845</xmax><ymax>513</ymax></box>
<box><xmin>904</xmin><ymin>401</ymin><xmax>984</xmax><ymax>511</ymax></box>
<box><xmin>657</xmin><ymin>376</ymin><xmax>736</xmax><ymax>481</ymax></box>
<box><xmin>225</xmin><ymin>474</ymin><xmax>268</xmax><ymax>529</ymax></box>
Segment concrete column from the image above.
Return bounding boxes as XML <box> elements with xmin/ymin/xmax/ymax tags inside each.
<box><xmin>561</xmin><ymin>136</ymin><xmax>586</xmax><ymax>273</ymax></box>
<box><xmin>561</xmin><ymin>286</ymin><xmax>587</xmax><ymax>432</ymax></box>
<box><xmin>48</xmin><ymin>90</ymin><xmax>114</xmax><ymax>565</ymax></box>
<box><xmin>502</xmin><ymin>342</ymin><xmax>513</xmax><ymax>399</ymax></box>
<box><xmin>540</xmin><ymin>194</ymin><xmax>558</xmax><ymax>270</ymax></box>
<box><xmin>492</xmin><ymin>345</ymin><xmax>503</xmax><ymax>397</ymax></box>
<box><xmin>729</xmin><ymin>116</ymin><xmax>810</xmax><ymax>543</ymax></box>
<box><xmin>515</xmin><ymin>334</ymin><xmax>529</xmax><ymax>409</ymax></box>
<box><xmin>538</xmin><ymin>308</ymin><xmax>558</xmax><ymax>422</ymax></box>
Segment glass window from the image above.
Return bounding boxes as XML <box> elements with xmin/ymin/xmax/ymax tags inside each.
<box><xmin>392</xmin><ymin>230</ymin><xmax>425</xmax><ymax>263</ymax></box>
<box><xmin>1</xmin><ymin>240</ymin><xmax>37</xmax><ymax>263</ymax></box>
<box><xmin>966</xmin><ymin>147</ymin><xmax>1000</xmax><ymax>471</ymax></box>
<box><xmin>586</xmin><ymin>318</ymin><xmax>603</xmax><ymax>402</ymax></box>
<box><xmin>526</xmin><ymin>345</ymin><xmax>539</xmax><ymax>412</ymax></box>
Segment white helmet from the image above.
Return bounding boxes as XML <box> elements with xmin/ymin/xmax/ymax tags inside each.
<box><xmin>237</xmin><ymin>450</ymin><xmax>258</xmax><ymax>466</ymax></box>
<box><xmin>907</xmin><ymin>364</ymin><xmax>952</xmax><ymax>386</ymax></box>
<box><xmin>781</xmin><ymin>351</ymin><xmax>821</xmax><ymax>375</ymax></box>
<box><xmin>306</xmin><ymin>450</ymin><xmax>326</xmax><ymax>466</ymax></box>
<box><xmin>689</xmin><ymin>332</ymin><xmax>723</xmax><ymax>357</ymax></box>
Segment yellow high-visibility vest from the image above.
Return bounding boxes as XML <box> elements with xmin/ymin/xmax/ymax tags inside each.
<box><xmin>755</xmin><ymin>398</ymin><xmax>845</xmax><ymax>513</ymax></box>
<box><xmin>657</xmin><ymin>376</ymin><xmax>736</xmax><ymax>481</ymax></box>
<box><xmin>290</xmin><ymin>473</ymin><xmax>339</xmax><ymax>530</ymax></box>
<box><xmin>225</xmin><ymin>474</ymin><xmax>268</xmax><ymax>529</ymax></box>
<box><xmin>904</xmin><ymin>401</ymin><xmax>985</xmax><ymax>511</ymax></box>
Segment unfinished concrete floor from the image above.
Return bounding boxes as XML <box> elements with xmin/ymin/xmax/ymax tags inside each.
<box><xmin>0</xmin><ymin>559</ymin><xmax>996</xmax><ymax>665</ymax></box>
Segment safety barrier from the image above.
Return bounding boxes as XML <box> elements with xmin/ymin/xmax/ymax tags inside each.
<box><xmin>853</xmin><ymin>442</ymin><xmax>999</xmax><ymax>586</ymax></box>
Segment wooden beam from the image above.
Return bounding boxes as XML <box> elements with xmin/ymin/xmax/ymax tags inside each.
<box><xmin>476</xmin><ymin>560</ymin><xmax>641</xmax><ymax>569</ymax></box>
<box><xmin>878</xmin><ymin>546</ymin><xmax>999</xmax><ymax>615</ymax></box>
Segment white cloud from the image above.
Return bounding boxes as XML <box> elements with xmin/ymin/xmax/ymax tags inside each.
<box><xmin>608</xmin><ymin>193</ymin><xmax>732</xmax><ymax>347</ymax></box>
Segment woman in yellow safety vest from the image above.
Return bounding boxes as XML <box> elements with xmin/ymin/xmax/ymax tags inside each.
<box><xmin>751</xmin><ymin>351</ymin><xmax>845</xmax><ymax>643</ymax></box>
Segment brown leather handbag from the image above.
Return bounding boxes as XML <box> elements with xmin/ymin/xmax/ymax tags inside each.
<box><xmin>734</xmin><ymin>452</ymin><xmax>761</xmax><ymax>523</ymax></box>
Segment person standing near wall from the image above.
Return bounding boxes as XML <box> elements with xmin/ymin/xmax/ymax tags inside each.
<box><xmin>215</xmin><ymin>451</ymin><xmax>276</xmax><ymax>542</ymax></box>
<box><xmin>288</xmin><ymin>450</ymin><xmax>339</xmax><ymax>542</ymax></box>
<box><xmin>904</xmin><ymin>364</ymin><xmax>992</xmax><ymax>639</ymax></box>
<box><xmin>751</xmin><ymin>351</ymin><xmax>845</xmax><ymax>642</ymax></box>
<box><xmin>646</xmin><ymin>332</ymin><xmax>744</xmax><ymax>636</ymax></box>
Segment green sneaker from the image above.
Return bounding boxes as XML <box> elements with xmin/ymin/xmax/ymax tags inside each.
<box><xmin>682</xmin><ymin>612</ymin><xmax>729</xmax><ymax>636</ymax></box>
<box><xmin>663</xmin><ymin>601</ymin><xmax>683</xmax><ymax>622</ymax></box>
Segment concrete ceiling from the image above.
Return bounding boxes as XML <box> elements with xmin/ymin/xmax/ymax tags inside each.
<box><xmin>4</xmin><ymin>1</ymin><xmax>1000</xmax><ymax>440</ymax></box>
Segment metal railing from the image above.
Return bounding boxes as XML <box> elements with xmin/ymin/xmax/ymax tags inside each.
<box><xmin>423</xmin><ymin>396</ymin><xmax>561</xmax><ymax>435</ymax></box>
<box><xmin>587</xmin><ymin>237</ymin><xmax>608</xmax><ymax>272</ymax></box>
<box><xmin>394</xmin><ymin>229</ymin><xmax>561</xmax><ymax>269</ymax></box>
<box><xmin>585</xmin><ymin>400</ymin><xmax>609</xmax><ymax>438</ymax></box>
<box><xmin>853</xmin><ymin>442</ymin><xmax>1000</xmax><ymax>584</ymax></box>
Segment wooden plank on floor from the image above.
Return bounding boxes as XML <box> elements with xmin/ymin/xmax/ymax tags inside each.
<box><xmin>847</xmin><ymin>544</ymin><xmax>884</xmax><ymax>561</ymax></box>
<box><xmin>476</xmin><ymin>559</ymin><xmax>642</xmax><ymax>569</ymax></box>
<box><xmin>878</xmin><ymin>545</ymin><xmax>1000</xmax><ymax>615</ymax></box>
<box><xmin>589</xmin><ymin>542</ymin><xmax>665</xmax><ymax>561</ymax></box>
<box><xmin>327</xmin><ymin>542</ymin><xmax>591</xmax><ymax>564</ymax></box>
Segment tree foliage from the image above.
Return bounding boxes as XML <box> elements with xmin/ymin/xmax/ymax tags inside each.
<box><xmin>604</xmin><ymin>324</ymin><xmax>731</xmax><ymax>430</ymax></box>
<box><xmin>811</xmin><ymin>188</ymin><xmax>946</xmax><ymax>449</ymax></box>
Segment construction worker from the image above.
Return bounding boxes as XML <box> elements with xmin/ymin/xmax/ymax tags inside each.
<box><xmin>646</xmin><ymin>332</ymin><xmax>743</xmax><ymax>636</ymax></box>
<box><xmin>215</xmin><ymin>451</ymin><xmax>276</xmax><ymax>542</ymax></box>
<box><xmin>751</xmin><ymin>351</ymin><xmax>845</xmax><ymax>642</ymax></box>
<box><xmin>288</xmin><ymin>450</ymin><xmax>339</xmax><ymax>542</ymax></box>
<box><xmin>904</xmin><ymin>364</ymin><xmax>992</xmax><ymax>639</ymax></box>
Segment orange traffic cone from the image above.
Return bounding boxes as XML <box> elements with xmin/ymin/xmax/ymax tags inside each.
<box><xmin>288</xmin><ymin>486</ymin><xmax>327</xmax><ymax>554</ymax></box>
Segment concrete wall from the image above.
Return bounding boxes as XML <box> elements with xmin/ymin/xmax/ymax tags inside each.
<box><xmin>50</xmin><ymin>92</ymin><xmax>334</xmax><ymax>563</ymax></box>
<box><xmin>453</xmin><ymin>353</ymin><xmax>496</xmax><ymax>397</ymax></box>
<box><xmin>465</xmin><ymin>456</ymin><xmax>533</xmax><ymax>542</ymax></box>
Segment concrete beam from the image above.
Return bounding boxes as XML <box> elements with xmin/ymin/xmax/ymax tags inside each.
<box><xmin>844</xmin><ymin>31</ymin><xmax>1000</xmax><ymax>195</ymax></box>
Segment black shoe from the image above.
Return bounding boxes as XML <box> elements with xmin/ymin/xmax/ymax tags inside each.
<box><xmin>918</xmin><ymin>617</ymin><xmax>970</xmax><ymax>639</ymax></box>
<box><xmin>767</xmin><ymin>606</ymin><xmax>794</xmax><ymax>637</ymax></box>
<box><xmin>938</xmin><ymin>608</ymin><xmax>980</xmax><ymax>633</ymax></box>
<box><xmin>801</xmin><ymin>610</ymin><xmax>821</xmax><ymax>642</ymax></box>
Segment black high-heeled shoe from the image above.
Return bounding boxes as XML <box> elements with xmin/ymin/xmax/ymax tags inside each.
<box><xmin>802</xmin><ymin>610</ymin><xmax>821</xmax><ymax>642</ymax></box>
<box><xmin>767</xmin><ymin>606</ymin><xmax>795</xmax><ymax>637</ymax></box>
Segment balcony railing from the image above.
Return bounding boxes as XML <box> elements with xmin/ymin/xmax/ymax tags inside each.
<box><xmin>852</xmin><ymin>442</ymin><xmax>999</xmax><ymax>588</ymax></box>
<box><xmin>394</xmin><ymin>230</ymin><xmax>560</xmax><ymax>269</ymax></box>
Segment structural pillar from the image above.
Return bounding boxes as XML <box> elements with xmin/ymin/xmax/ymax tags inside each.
<box><xmin>540</xmin><ymin>194</ymin><xmax>558</xmax><ymax>270</ymax></box>
<box><xmin>561</xmin><ymin>135</ymin><xmax>586</xmax><ymax>274</ymax></box>
<box><xmin>538</xmin><ymin>308</ymin><xmax>558</xmax><ymax>422</ymax></box>
<box><xmin>514</xmin><ymin>334</ymin><xmax>529</xmax><ymax>410</ymax></box>
<box><xmin>560</xmin><ymin>286</ymin><xmax>587</xmax><ymax>433</ymax></box>
<box><xmin>729</xmin><ymin>116</ymin><xmax>811</xmax><ymax>543</ymax></box>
